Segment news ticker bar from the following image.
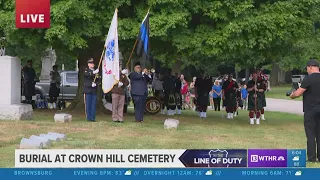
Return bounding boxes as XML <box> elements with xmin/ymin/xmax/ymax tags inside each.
<box><xmin>1</xmin><ymin>168</ymin><xmax>318</xmax><ymax>180</ymax></box>
<box><xmin>15</xmin><ymin>149</ymin><xmax>306</xmax><ymax>168</ymax></box>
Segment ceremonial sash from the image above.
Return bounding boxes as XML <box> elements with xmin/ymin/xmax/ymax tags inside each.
<box><xmin>225</xmin><ymin>81</ymin><xmax>234</xmax><ymax>93</ymax></box>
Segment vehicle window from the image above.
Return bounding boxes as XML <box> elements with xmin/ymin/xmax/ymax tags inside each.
<box><xmin>66</xmin><ymin>73</ymin><xmax>78</xmax><ymax>83</ymax></box>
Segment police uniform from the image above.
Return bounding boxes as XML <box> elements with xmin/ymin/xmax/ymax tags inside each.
<box><xmin>83</xmin><ymin>59</ymin><xmax>99</xmax><ymax>122</ymax></box>
<box><xmin>222</xmin><ymin>76</ymin><xmax>239</xmax><ymax>119</ymax></box>
<box><xmin>247</xmin><ymin>72</ymin><xmax>265</xmax><ymax>125</ymax></box>
<box><xmin>22</xmin><ymin>61</ymin><xmax>36</xmax><ymax>104</ymax></box>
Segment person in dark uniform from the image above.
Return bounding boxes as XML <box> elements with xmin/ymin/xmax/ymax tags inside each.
<box><xmin>163</xmin><ymin>71</ymin><xmax>176</xmax><ymax>116</ymax></box>
<box><xmin>83</xmin><ymin>58</ymin><xmax>100</xmax><ymax>122</ymax></box>
<box><xmin>174</xmin><ymin>73</ymin><xmax>182</xmax><ymax>115</ymax></box>
<box><xmin>290</xmin><ymin>59</ymin><xmax>320</xmax><ymax>162</ymax></box>
<box><xmin>222</xmin><ymin>74</ymin><xmax>239</xmax><ymax>119</ymax></box>
<box><xmin>247</xmin><ymin>71</ymin><xmax>265</xmax><ymax>125</ymax></box>
<box><xmin>129</xmin><ymin>62</ymin><xmax>151</xmax><ymax>122</ymax></box>
<box><xmin>195</xmin><ymin>72</ymin><xmax>212</xmax><ymax>118</ymax></box>
<box><xmin>49</xmin><ymin>65</ymin><xmax>61</xmax><ymax>109</ymax></box>
<box><xmin>257</xmin><ymin>68</ymin><xmax>267</xmax><ymax>120</ymax></box>
<box><xmin>22</xmin><ymin>60</ymin><xmax>36</xmax><ymax>105</ymax></box>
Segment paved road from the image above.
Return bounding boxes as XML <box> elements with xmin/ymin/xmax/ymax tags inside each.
<box><xmin>264</xmin><ymin>98</ymin><xmax>303</xmax><ymax>115</ymax></box>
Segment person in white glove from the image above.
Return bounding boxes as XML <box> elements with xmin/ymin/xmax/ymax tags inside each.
<box><xmin>111</xmin><ymin>69</ymin><xmax>129</xmax><ymax>122</ymax></box>
<box><xmin>83</xmin><ymin>58</ymin><xmax>99</xmax><ymax>122</ymax></box>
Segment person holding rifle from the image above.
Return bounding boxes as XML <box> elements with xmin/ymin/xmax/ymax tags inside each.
<box><xmin>83</xmin><ymin>58</ymin><xmax>99</xmax><ymax>122</ymax></box>
<box><xmin>247</xmin><ymin>71</ymin><xmax>265</xmax><ymax>125</ymax></box>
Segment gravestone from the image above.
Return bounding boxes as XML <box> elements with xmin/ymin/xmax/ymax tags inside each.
<box><xmin>29</xmin><ymin>135</ymin><xmax>52</xmax><ymax>148</ymax></box>
<box><xmin>39</xmin><ymin>47</ymin><xmax>56</xmax><ymax>82</ymax></box>
<box><xmin>40</xmin><ymin>133</ymin><xmax>61</xmax><ymax>142</ymax></box>
<box><xmin>0</xmin><ymin>56</ymin><xmax>33</xmax><ymax>120</ymax></box>
<box><xmin>54</xmin><ymin>113</ymin><xmax>72</xmax><ymax>123</ymax></box>
<box><xmin>20</xmin><ymin>138</ymin><xmax>43</xmax><ymax>149</ymax></box>
<box><xmin>164</xmin><ymin>119</ymin><xmax>180</xmax><ymax>129</ymax></box>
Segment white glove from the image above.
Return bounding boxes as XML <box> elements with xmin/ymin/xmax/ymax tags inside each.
<box><xmin>92</xmin><ymin>82</ymin><xmax>96</xmax><ymax>87</ymax></box>
<box><xmin>118</xmin><ymin>82</ymin><xmax>123</xmax><ymax>87</ymax></box>
<box><xmin>121</xmin><ymin>69</ymin><xmax>128</xmax><ymax>74</ymax></box>
<box><xmin>93</xmin><ymin>69</ymin><xmax>99</xmax><ymax>74</ymax></box>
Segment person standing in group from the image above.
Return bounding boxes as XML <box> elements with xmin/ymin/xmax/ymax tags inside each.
<box><xmin>111</xmin><ymin>70</ymin><xmax>129</xmax><ymax>123</ymax></box>
<box><xmin>180</xmin><ymin>74</ymin><xmax>189</xmax><ymax>110</ymax></box>
<box><xmin>241</xmin><ymin>84</ymin><xmax>248</xmax><ymax>110</ymax></box>
<box><xmin>247</xmin><ymin>71</ymin><xmax>265</xmax><ymax>125</ymax></box>
<box><xmin>290</xmin><ymin>59</ymin><xmax>320</xmax><ymax>162</ymax></box>
<box><xmin>257</xmin><ymin>69</ymin><xmax>268</xmax><ymax>120</ymax></box>
<box><xmin>163</xmin><ymin>71</ymin><xmax>176</xmax><ymax>116</ymax></box>
<box><xmin>222</xmin><ymin>74</ymin><xmax>239</xmax><ymax>119</ymax></box>
<box><xmin>174</xmin><ymin>73</ymin><xmax>182</xmax><ymax>115</ymax></box>
<box><xmin>189</xmin><ymin>77</ymin><xmax>197</xmax><ymax>111</ymax></box>
<box><xmin>22</xmin><ymin>60</ymin><xmax>37</xmax><ymax>105</ymax></box>
<box><xmin>212</xmin><ymin>80</ymin><xmax>222</xmax><ymax>111</ymax></box>
<box><xmin>49</xmin><ymin>65</ymin><xmax>61</xmax><ymax>109</ymax></box>
<box><xmin>129</xmin><ymin>62</ymin><xmax>151</xmax><ymax>122</ymax></box>
<box><xmin>195</xmin><ymin>72</ymin><xmax>212</xmax><ymax>118</ymax></box>
<box><xmin>83</xmin><ymin>58</ymin><xmax>99</xmax><ymax>122</ymax></box>
<box><xmin>152</xmin><ymin>72</ymin><xmax>165</xmax><ymax>114</ymax></box>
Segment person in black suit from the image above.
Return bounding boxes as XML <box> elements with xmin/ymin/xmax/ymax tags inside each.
<box><xmin>129</xmin><ymin>62</ymin><xmax>151</xmax><ymax>122</ymax></box>
<box><xmin>83</xmin><ymin>58</ymin><xmax>99</xmax><ymax>122</ymax></box>
<box><xmin>22</xmin><ymin>60</ymin><xmax>36</xmax><ymax>104</ymax></box>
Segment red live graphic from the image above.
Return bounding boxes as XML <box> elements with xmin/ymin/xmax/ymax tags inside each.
<box><xmin>16</xmin><ymin>0</ymin><xmax>50</xmax><ymax>28</ymax></box>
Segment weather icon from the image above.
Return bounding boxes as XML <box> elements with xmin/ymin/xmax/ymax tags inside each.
<box><xmin>295</xmin><ymin>171</ymin><xmax>302</xmax><ymax>176</ymax></box>
<box><xmin>293</xmin><ymin>156</ymin><xmax>300</xmax><ymax>161</ymax></box>
<box><xmin>205</xmin><ymin>170</ymin><xmax>213</xmax><ymax>176</ymax></box>
<box><xmin>125</xmin><ymin>170</ymin><xmax>132</xmax><ymax>176</ymax></box>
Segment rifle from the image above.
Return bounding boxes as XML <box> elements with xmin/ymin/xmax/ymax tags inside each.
<box><xmin>254</xmin><ymin>77</ymin><xmax>257</xmax><ymax>114</ymax></box>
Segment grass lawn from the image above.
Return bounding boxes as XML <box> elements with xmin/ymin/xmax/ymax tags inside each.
<box><xmin>266</xmin><ymin>84</ymin><xmax>302</xmax><ymax>101</ymax></box>
<box><xmin>0</xmin><ymin>109</ymin><xmax>318</xmax><ymax>168</ymax></box>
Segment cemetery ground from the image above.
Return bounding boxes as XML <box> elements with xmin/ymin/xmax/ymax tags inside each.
<box><xmin>1</xmin><ymin>109</ymin><xmax>319</xmax><ymax>168</ymax></box>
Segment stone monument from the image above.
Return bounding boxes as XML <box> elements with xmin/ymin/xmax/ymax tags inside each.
<box><xmin>39</xmin><ymin>47</ymin><xmax>56</xmax><ymax>82</ymax></box>
<box><xmin>0</xmin><ymin>56</ymin><xmax>33</xmax><ymax>120</ymax></box>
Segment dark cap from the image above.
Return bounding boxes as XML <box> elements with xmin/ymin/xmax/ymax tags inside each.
<box><xmin>306</xmin><ymin>59</ymin><xmax>319</xmax><ymax>67</ymax></box>
<box><xmin>87</xmin><ymin>58</ymin><xmax>94</xmax><ymax>63</ymax></box>
<box><xmin>134</xmin><ymin>62</ymin><xmax>141</xmax><ymax>67</ymax></box>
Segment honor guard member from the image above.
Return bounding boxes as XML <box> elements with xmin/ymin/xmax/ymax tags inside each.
<box><xmin>222</xmin><ymin>74</ymin><xmax>239</xmax><ymax>119</ymax></box>
<box><xmin>174</xmin><ymin>73</ymin><xmax>182</xmax><ymax>115</ymax></box>
<box><xmin>49</xmin><ymin>65</ymin><xmax>61</xmax><ymax>109</ymax></box>
<box><xmin>129</xmin><ymin>62</ymin><xmax>151</xmax><ymax>122</ymax></box>
<box><xmin>257</xmin><ymin>68</ymin><xmax>267</xmax><ymax>120</ymax></box>
<box><xmin>22</xmin><ymin>60</ymin><xmax>37</xmax><ymax>105</ymax></box>
<box><xmin>195</xmin><ymin>72</ymin><xmax>212</xmax><ymax>118</ymax></box>
<box><xmin>290</xmin><ymin>59</ymin><xmax>320</xmax><ymax>162</ymax></box>
<box><xmin>247</xmin><ymin>71</ymin><xmax>265</xmax><ymax>125</ymax></box>
<box><xmin>163</xmin><ymin>71</ymin><xmax>176</xmax><ymax>115</ymax></box>
<box><xmin>83</xmin><ymin>58</ymin><xmax>99</xmax><ymax>122</ymax></box>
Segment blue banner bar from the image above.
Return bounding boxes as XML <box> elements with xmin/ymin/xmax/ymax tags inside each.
<box><xmin>0</xmin><ymin>168</ymin><xmax>318</xmax><ymax>180</ymax></box>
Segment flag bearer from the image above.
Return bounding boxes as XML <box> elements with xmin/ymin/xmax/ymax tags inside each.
<box><xmin>83</xmin><ymin>58</ymin><xmax>99</xmax><ymax>122</ymax></box>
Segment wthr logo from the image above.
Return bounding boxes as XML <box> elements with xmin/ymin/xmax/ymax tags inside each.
<box><xmin>16</xmin><ymin>0</ymin><xmax>50</xmax><ymax>28</ymax></box>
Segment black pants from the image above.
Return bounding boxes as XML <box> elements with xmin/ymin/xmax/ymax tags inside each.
<box><xmin>213</xmin><ymin>98</ymin><xmax>221</xmax><ymax>111</ymax></box>
<box><xmin>304</xmin><ymin>111</ymin><xmax>320</xmax><ymax>162</ymax></box>
<box><xmin>154</xmin><ymin>90</ymin><xmax>165</xmax><ymax>110</ymax></box>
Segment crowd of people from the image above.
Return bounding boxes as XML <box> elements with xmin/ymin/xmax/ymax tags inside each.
<box><xmin>148</xmin><ymin>68</ymin><xmax>268</xmax><ymax>124</ymax></box>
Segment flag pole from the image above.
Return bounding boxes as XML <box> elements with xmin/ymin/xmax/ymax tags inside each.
<box><xmin>125</xmin><ymin>7</ymin><xmax>151</xmax><ymax>70</ymax></box>
<box><xmin>93</xmin><ymin>47</ymin><xmax>106</xmax><ymax>83</ymax></box>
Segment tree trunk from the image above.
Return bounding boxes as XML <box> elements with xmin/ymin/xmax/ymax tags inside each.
<box><xmin>66</xmin><ymin>38</ymin><xmax>110</xmax><ymax>115</ymax></box>
<box><xmin>245</xmin><ymin>68</ymin><xmax>250</xmax><ymax>83</ymax></box>
<box><xmin>270</xmin><ymin>62</ymin><xmax>279</xmax><ymax>86</ymax></box>
<box><xmin>172</xmin><ymin>60</ymin><xmax>182</xmax><ymax>74</ymax></box>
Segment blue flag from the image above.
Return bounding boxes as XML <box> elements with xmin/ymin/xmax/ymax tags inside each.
<box><xmin>136</xmin><ymin>11</ymin><xmax>150</xmax><ymax>67</ymax></box>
